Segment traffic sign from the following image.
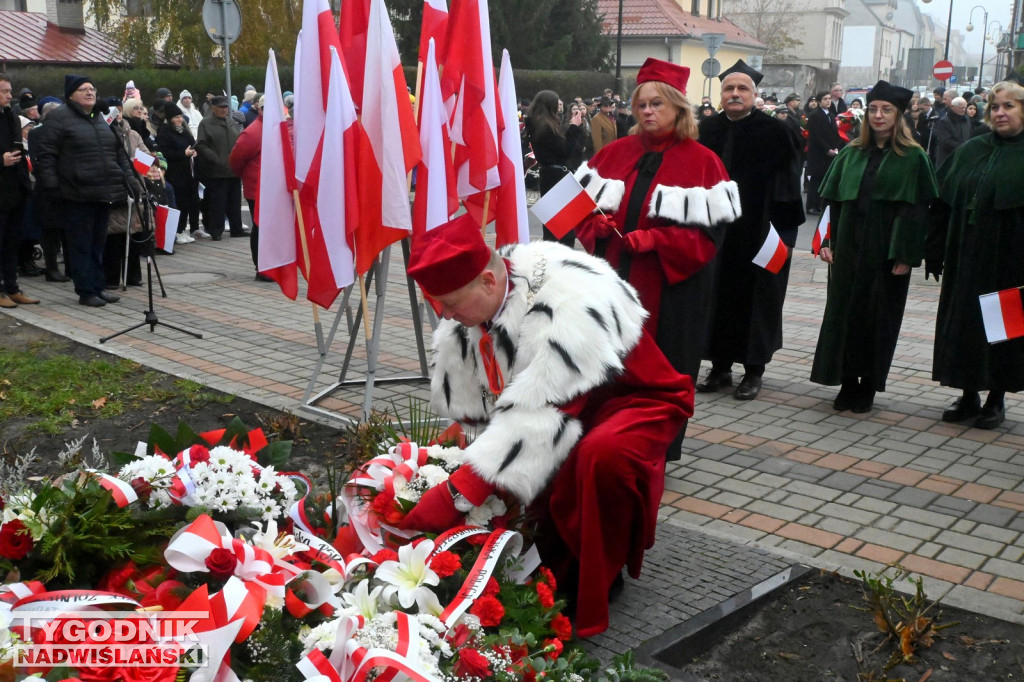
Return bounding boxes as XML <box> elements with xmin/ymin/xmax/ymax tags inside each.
<box><xmin>203</xmin><ymin>0</ymin><xmax>242</xmax><ymax>45</ymax></box>
<box><xmin>949</xmin><ymin>74</ymin><xmax>958</xmax><ymax>83</ymax></box>
<box><xmin>932</xmin><ymin>59</ymin><xmax>954</xmax><ymax>81</ymax></box>
<box><xmin>701</xmin><ymin>33</ymin><xmax>726</xmax><ymax>58</ymax></box>
<box><xmin>701</xmin><ymin>58</ymin><xmax>721</xmax><ymax>78</ymax></box>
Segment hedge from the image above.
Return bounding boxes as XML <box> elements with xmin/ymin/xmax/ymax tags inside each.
<box><xmin>3</xmin><ymin>64</ymin><xmax>615</xmax><ymax>105</ymax></box>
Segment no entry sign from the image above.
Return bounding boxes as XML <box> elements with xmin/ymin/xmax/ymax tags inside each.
<box><xmin>933</xmin><ymin>60</ymin><xmax>954</xmax><ymax>81</ymax></box>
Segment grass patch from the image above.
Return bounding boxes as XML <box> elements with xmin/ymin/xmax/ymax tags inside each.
<box><xmin>0</xmin><ymin>343</ymin><xmax>227</xmax><ymax>435</ymax></box>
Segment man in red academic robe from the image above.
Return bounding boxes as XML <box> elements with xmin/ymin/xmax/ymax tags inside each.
<box><xmin>401</xmin><ymin>214</ymin><xmax>693</xmax><ymax>638</ymax></box>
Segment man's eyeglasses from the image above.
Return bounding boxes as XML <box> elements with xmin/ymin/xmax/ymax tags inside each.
<box><xmin>76</xmin><ymin>86</ymin><xmax>97</xmax><ymax>94</ymax></box>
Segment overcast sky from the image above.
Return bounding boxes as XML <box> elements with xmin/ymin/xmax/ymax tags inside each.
<box><xmin>917</xmin><ymin>0</ymin><xmax>1013</xmax><ymax>55</ymax></box>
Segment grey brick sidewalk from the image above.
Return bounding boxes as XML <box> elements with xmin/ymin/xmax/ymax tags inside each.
<box><xmin>3</xmin><ymin>212</ymin><xmax>1023</xmax><ymax>672</ymax></box>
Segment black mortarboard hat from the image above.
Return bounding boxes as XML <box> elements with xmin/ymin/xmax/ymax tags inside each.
<box><xmin>718</xmin><ymin>59</ymin><xmax>763</xmax><ymax>86</ymax></box>
<box><xmin>866</xmin><ymin>80</ymin><xmax>914</xmax><ymax>112</ymax></box>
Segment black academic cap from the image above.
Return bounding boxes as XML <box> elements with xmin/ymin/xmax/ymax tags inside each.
<box><xmin>718</xmin><ymin>59</ymin><xmax>763</xmax><ymax>86</ymax></box>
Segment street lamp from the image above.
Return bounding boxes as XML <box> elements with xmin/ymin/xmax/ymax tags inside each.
<box><xmin>615</xmin><ymin>0</ymin><xmax>624</xmax><ymax>96</ymax></box>
<box><xmin>987</xmin><ymin>20</ymin><xmax>1006</xmax><ymax>78</ymax></box>
<box><xmin>922</xmin><ymin>0</ymin><xmax>955</xmax><ymax>62</ymax></box>
<box><xmin>966</xmin><ymin>5</ymin><xmax>989</xmax><ymax>88</ymax></box>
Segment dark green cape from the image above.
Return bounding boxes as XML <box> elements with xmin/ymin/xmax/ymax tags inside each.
<box><xmin>810</xmin><ymin>143</ymin><xmax>938</xmax><ymax>388</ymax></box>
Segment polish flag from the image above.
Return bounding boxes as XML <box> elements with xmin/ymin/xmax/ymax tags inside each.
<box><xmin>319</xmin><ymin>46</ymin><xmax>358</xmax><ymax>291</ymax></box>
<box><xmin>154</xmin><ymin>204</ymin><xmax>180</xmax><ymax>253</ymax></box>
<box><xmin>339</xmin><ymin>0</ymin><xmax>371</xmax><ymax>108</ymax></box>
<box><xmin>257</xmin><ymin>48</ymin><xmax>298</xmax><ymax>300</ymax></box>
<box><xmin>133</xmin><ymin>148</ymin><xmax>156</xmax><ymax>176</ymax></box>
<box><xmin>294</xmin><ymin>0</ymin><xmax>342</xmax><ymax>185</ymax></box>
<box><xmin>418</xmin><ymin>0</ymin><xmax>448</xmax><ymax>68</ymax></box>
<box><xmin>980</xmin><ymin>287</ymin><xmax>1024</xmax><ymax>343</ymax></box>
<box><xmin>442</xmin><ymin>0</ymin><xmax>500</xmax><ymax>196</ymax></box>
<box><xmin>412</xmin><ymin>39</ymin><xmax>458</xmax><ymax>235</ymax></box>
<box><xmin>753</xmin><ymin>223</ymin><xmax>789</xmax><ymax>273</ymax></box>
<box><xmin>355</xmin><ymin>0</ymin><xmax>422</xmax><ymax>274</ymax></box>
<box><xmin>811</xmin><ymin>205</ymin><xmax>831</xmax><ymax>255</ymax></box>
<box><xmin>530</xmin><ymin>173</ymin><xmax>596</xmax><ymax>240</ymax></box>
<box><xmin>493</xmin><ymin>49</ymin><xmax>529</xmax><ymax>246</ymax></box>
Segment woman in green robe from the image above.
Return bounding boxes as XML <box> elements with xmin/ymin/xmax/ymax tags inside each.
<box><xmin>926</xmin><ymin>80</ymin><xmax>1024</xmax><ymax>430</ymax></box>
<box><xmin>811</xmin><ymin>81</ymin><xmax>938</xmax><ymax>412</ymax></box>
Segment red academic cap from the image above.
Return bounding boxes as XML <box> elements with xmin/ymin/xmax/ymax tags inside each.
<box><xmin>636</xmin><ymin>58</ymin><xmax>690</xmax><ymax>96</ymax></box>
<box><xmin>407</xmin><ymin>214</ymin><xmax>492</xmax><ymax>297</ymax></box>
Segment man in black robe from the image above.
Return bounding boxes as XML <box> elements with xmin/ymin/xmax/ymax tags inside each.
<box><xmin>697</xmin><ymin>59</ymin><xmax>805</xmax><ymax>400</ymax></box>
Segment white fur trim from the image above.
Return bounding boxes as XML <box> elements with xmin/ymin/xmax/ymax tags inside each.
<box><xmin>574</xmin><ymin>162</ymin><xmax>625</xmax><ymax>213</ymax></box>
<box><xmin>648</xmin><ymin>180</ymin><xmax>741</xmax><ymax>226</ymax></box>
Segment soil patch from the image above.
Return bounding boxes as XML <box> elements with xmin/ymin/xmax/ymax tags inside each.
<box><xmin>679</xmin><ymin>570</ymin><xmax>1024</xmax><ymax>681</ymax></box>
<box><xmin>0</xmin><ymin>315</ymin><xmax>349</xmax><ymax>475</ymax></box>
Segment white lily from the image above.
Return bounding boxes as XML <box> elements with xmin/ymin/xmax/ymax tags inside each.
<box><xmin>248</xmin><ymin>519</ymin><xmax>308</xmax><ymax>561</ymax></box>
<box><xmin>338</xmin><ymin>579</ymin><xmax>384</xmax><ymax>619</ymax></box>
<box><xmin>375</xmin><ymin>540</ymin><xmax>440</xmax><ymax>609</ymax></box>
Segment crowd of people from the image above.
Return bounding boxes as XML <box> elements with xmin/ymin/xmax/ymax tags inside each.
<box><xmin>0</xmin><ymin>76</ymin><xmax>273</xmax><ymax>310</ymax></box>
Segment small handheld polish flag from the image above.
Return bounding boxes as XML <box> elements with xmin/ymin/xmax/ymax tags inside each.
<box><xmin>980</xmin><ymin>287</ymin><xmax>1024</xmax><ymax>343</ymax></box>
<box><xmin>133</xmin><ymin>148</ymin><xmax>156</xmax><ymax>176</ymax></box>
<box><xmin>811</xmin><ymin>205</ymin><xmax>830</xmax><ymax>255</ymax></box>
<box><xmin>154</xmin><ymin>204</ymin><xmax>180</xmax><ymax>253</ymax></box>
<box><xmin>752</xmin><ymin>223</ymin><xmax>789</xmax><ymax>274</ymax></box>
<box><xmin>530</xmin><ymin>173</ymin><xmax>597</xmax><ymax>239</ymax></box>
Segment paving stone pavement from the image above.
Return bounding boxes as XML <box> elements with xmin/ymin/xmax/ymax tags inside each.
<box><xmin>3</xmin><ymin>215</ymin><xmax>1023</xmax><ymax>672</ymax></box>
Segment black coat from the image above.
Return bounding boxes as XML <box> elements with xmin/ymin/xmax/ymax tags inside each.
<box><xmin>806</xmin><ymin>108</ymin><xmax>842</xmax><ymax>178</ymax></box>
<box><xmin>698</xmin><ymin>110</ymin><xmax>806</xmax><ymax>365</ymax></box>
<box><xmin>0</xmin><ymin>107</ymin><xmax>30</xmax><ymax>211</ymax></box>
<box><xmin>156</xmin><ymin>122</ymin><xmax>197</xmax><ymax>190</ymax></box>
<box><xmin>31</xmin><ymin>102</ymin><xmax>135</xmax><ymax>204</ymax></box>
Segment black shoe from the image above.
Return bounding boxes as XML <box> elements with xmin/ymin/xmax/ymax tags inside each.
<box><xmin>609</xmin><ymin>573</ymin><xmax>625</xmax><ymax>602</ymax></box>
<box><xmin>734</xmin><ymin>375</ymin><xmax>762</xmax><ymax>400</ymax></box>
<box><xmin>942</xmin><ymin>393</ymin><xmax>981</xmax><ymax>423</ymax></box>
<box><xmin>210</xmin><ymin>235</ymin><xmax>222</xmax><ymax>241</ymax></box>
<box><xmin>98</xmin><ymin>291</ymin><xmax>120</xmax><ymax>303</ymax></box>
<box><xmin>832</xmin><ymin>381</ymin><xmax>857</xmax><ymax>411</ymax></box>
<box><xmin>254</xmin><ymin>273</ymin><xmax>274</xmax><ymax>282</ymax></box>
<box><xmin>850</xmin><ymin>388</ymin><xmax>875</xmax><ymax>414</ymax></box>
<box><xmin>974</xmin><ymin>404</ymin><xmax>1005</xmax><ymax>429</ymax></box>
<box><xmin>696</xmin><ymin>369</ymin><xmax>733</xmax><ymax>393</ymax></box>
<box><xmin>231</xmin><ymin>229</ymin><xmax>252</xmax><ymax>238</ymax></box>
<box><xmin>45</xmin><ymin>270</ymin><xmax>70</xmax><ymax>283</ymax></box>
<box><xmin>127</xmin><ymin>279</ymin><xmax>143</xmax><ymax>287</ymax></box>
<box><xmin>79</xmin><ymin>295</ymin><xmax>106</xmax><ymax>307</ymax></box>
<box><xmin>19</xmin><ymin>265</ymin><xmax>44</xmax><ymax>277</ymax></box>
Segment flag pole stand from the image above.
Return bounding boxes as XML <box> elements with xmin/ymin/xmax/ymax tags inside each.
<box><xmin>299</xmin><ymin>238</ymin><xmax>432</xmax><ymax>422</ymax></box>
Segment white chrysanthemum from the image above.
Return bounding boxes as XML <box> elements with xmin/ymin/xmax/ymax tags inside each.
<box><xmin>375</xmin><ymin>541</ymin><xmax>440</xmax><ymax>609</ymax></box>
<box><xmin>300</xmin><ymin>619</ymin><xmax>340</xmax><ymax>655</ymax></box>
<box><xmin>465</xmin><ymin>494</ymin><xmax>508</xmax><ymax>528</ymax></box>
<box><xmin>422</xmin><ymin>445</ymin><xmax>466</xmax><ymax>470</ymax></box>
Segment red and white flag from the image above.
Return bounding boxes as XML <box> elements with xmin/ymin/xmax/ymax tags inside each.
<box><xmin>294</xmin><ymin>0</ymin><xmax>342</xmax><ymax>185</ymax></box>
<box><xmin>753</xmin><ymin>223</ymin><xmax>789</xmax><ymax>273</ymax></box>
<box><xmin>133</xmin><ymin>148</ymin><xmax>156</xmax><ymax>176</ymax></box>
<box><xmin>339</xmin><ymin>0</ymin><xmax>371</xmax><ymax>108</ymax></box>
<box><xmin>530</xmin><ymin>173</ymin><xmax>596</xmax><ymax>240</ymax></box>
<box><xmin>154</xmin><ymin>204</ymin><xmax>180</xmax><ymax>253</ymax></box>
<box><xmin>257</xmin><ymin>48</ymin><xmax>299</xmax><ymax>300</ymax></box>
<box><xmin>412</xmin><ymin>38</ymin><xmax>458</xmax><ymax>235</ymax></box>
<box><xmin>494</xmin><ymin>48</ymin><xmax>529</xmax><ymax>246</ymax></box>
<box><xmin>355</xmin><ymin>0</ymin><xmax>422</xmax><ymax>274</ymax></box>
<box><xmin>442</xmin><ymin>0</ymin><xmax>500</xmax><ymax>197</ymax></box>
<box><xmin>811</xmin><ymin>204</ymin><xmax>831</xmax><ymax>255</ymax></box>
<box><xmin>418</xmin><ymin>0</ymin><xmax>448</xmax><ymax>70</ymax></box>
<box><xmin>980</xmin><ymin>287</ymin><xmax>1024</xmax><ymax>343</ymax></box>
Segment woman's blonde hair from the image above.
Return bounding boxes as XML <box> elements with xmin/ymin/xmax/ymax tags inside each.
<box><xmin>851</xmin><ymin>105</ymin><xmax>920</xmax><ymax>156</ymax></box>
<box><xmin>983</xmin><ymin>80</ymin><xmax>1024</xmax><ymax>128</ymax></box>
<box><xmin>628</xmin><ymin>81</ymin><xmax>698</xmax><ymax>141</ymax></box>
<box><xmin>122</xmin><ymin>97</ymin><xmax>145</xmax><ymax>118</ymax></box>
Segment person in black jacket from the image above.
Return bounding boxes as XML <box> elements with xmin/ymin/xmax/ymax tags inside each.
<box><xmin>195</xmin><ymin>95</ymin><xmax>245</xmax><ymax>240</ymax></box>
<box><xmin>157</xmin><ymin>104</ymin><xmax>200</xmax><ymax>242</ymax></box>
<box><xmin>525</xmin><ymin>90</ymin><xmax>584</xmax><ymax>246</ymax></box>
<box><xmin>0</xmin><ymin>76</ymin><xmax>39</xmax><ymax>308</ymax></box>
<box><xmin>31</xmin><ymin>75</ymin><xmax>141</xmax><ymax>307</ymax></box>
<box><xmin>805</xmin><ymin>91</ymin><xmax>843</xmax><ymax>214</ymax></box>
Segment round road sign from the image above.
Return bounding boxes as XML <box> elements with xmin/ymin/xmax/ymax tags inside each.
<box><xmin>932</xmin><ymin>59</ymin><xmax>954</xmax><ymax>81</ymax></box>
<box><xmin>203</xmin><ymin>0</ymin><xmax>242</xmax><ymax>45</ymax></box>
<box><xmin>701</xmin><ymin>58</ymin><xmax>721</xmax><ymax>78</ymax></box>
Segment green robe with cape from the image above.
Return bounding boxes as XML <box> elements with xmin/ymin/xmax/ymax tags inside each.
<box><xmin>811</xmin><ymin>143</ymin><xmax>938</xmax><ymax>389</ymax></box>
<box><xmin>927</xmin><ymin>131</ymin><xmax>1024</xmax><ymax>392</ymax></box>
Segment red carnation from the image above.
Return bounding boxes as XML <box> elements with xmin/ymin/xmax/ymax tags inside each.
<box><xmin>204</xmin><ymin>548</ymin><xmax>237</xmax><ymax>579</ymax></box>
<box><xmin>536</xmin><ymin>581</ymin><xmax>555</xmax><ymax>610</ymax></box>
<box><xmin>551</xmin><ymin>613</ymin><xmax>573</xmax><ymax>641</ymax></box>
<box><xmin>453</xmin><ymin>648</ymin><xmax>491</xmax><ymax>678</ymax></box>
<box><xmin>428</xmin><ymin>551</ymin><xmax>461</xmax><ymax>578</ymax></box>
<box><xmin>0</xmin><ymin>519</ymin><xmax>33</xmax><ymax>560</ymax></box>
<box><xmin>482</xmin><ymin>576</ymin><xmax>500</xmax><ymax>597</ymax></box>
<box><xmin>469</xmin><ymin>594</ymin><xmax>504</xmax><ymax>627</ymax></box>
<box><xmin>371</xmin><ymin>548</ymin><xmax>399</xmax><ymax>564</ymax></box>
<box><xmin>187</xmin><ymin>445</ymin><xmax>210</xmax><ymax>465</ymax></box>
<box><xmin>543</xmin><ymin>637</ymin><xmax>564</xmax><ymax>660</ymax></box>
<box><xmin>538</xmin><ymin>566</ymin><xmax>557</xmax><ymax>591</ymax></box>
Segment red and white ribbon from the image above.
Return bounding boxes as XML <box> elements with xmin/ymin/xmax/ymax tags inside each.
<box><xmin>87</xmin><ymin>469</ymin><xmax>139</xmax><ymax>507</ymax></box>
<box><xmin>439</xmin><ymin>529</ymin><xmax>523</xmax><ymax>629</ymax></box>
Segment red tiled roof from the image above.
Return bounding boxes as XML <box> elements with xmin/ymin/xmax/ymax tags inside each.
<box><xmin>0</xmin><ymin>11</ymin><xmax>177</xmax><ymax>67</ymax></box>
<box><xmin>596</xmin><ymin>0</ymin><xmax>765</xmax><ymax>50</ymax></box>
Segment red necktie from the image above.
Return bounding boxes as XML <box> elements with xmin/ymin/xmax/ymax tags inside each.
<box><xmin>478</xmin><ymin>326</ymin><xmax>504</xmax><ymax>397</ymax></box>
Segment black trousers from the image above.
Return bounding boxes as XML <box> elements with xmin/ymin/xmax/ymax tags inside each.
<box><xmin>35</xmin><ymin>190</ymin><xmax>69</xmax><ymax>276</ymax></box>
<box><xmin>201</xmin><ymin>177</ymin><xmax>243</xmax><ymax>238</ymax></box>
<box><xmin>0</xmin><ymin>203</ymin><xmax>25</xmax><ymax>295</ymax></box>
<box><xmin>63</xmin><ymin>200</ymin><xmax>110</xmax><ymax>298</ymax></box>
<box><xmin>245</xmin><ymin>198</ymin><xmax>260</xmax><ymax>270</ymax></box>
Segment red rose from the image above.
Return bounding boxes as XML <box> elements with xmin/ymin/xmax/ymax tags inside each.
<box><xmin>130</xmin><ymin>477</ymin><xmax>153</xmax><ymax>502</ymax></box>
<box><xmin>140</xmin><ymin>580</ymin><xmax>188</xmax><ymax>611</ymax></box>
<box><xmin>453</xmin><ymin>648</ymin><xmax>491</xmax><ymax>678</ymax></box>
<box><xmin>482</xmin><ymin>577</ymin><xmax>500</xmax><ymax>597</ymax></box>
<box><xmin>0</xmin><ymin>520</ymin><xmax>33</xmax><ymax>560</ymax></box>
<box><xmin>204</xmin><ymin>548</ymin><xmax>237</xmax><ymax>579</ymax></box>
<box><xmin>538</xmin><ymin>566</ymin><xmax>557</xmax><ymax>592</ymax></box>
<box><xmin>536</xmin><ymin>581</ymin><xmax>555</xmax><ymax>610</ymax></box>
<box><xmin>543</xmin><ymin>637</ymin><xmax>564</xmax><ymax>660</ymax></box>
<box><xmin>428</xmin><ymin>551</ymin><xmax>461</xmax><ymax>578</ymax></box>
<box><xmin>446</xmin><ymin>623</ymin><xmax>473</xmax><ymax>648</ymax></box>
<box><xmin>117</xmin><ymin>662</ymin><xmax>180</xmax><ymax>682</ymax></box>
<box><xmin>469</xmin><ymin>595</ymin><xmax>504</xmax><ymax>627</ymax></box>
<box><xmin>551</xmin><ymin>613</ymin><xmax>573</xmax><ymax>641</ymax></box>
<box><xmin>187</xmin><ymin>445</ymin><xmax>210</xmax><ymax>465</ymax></box>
